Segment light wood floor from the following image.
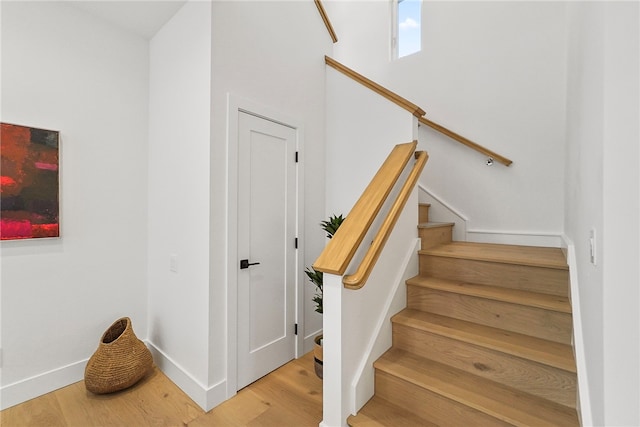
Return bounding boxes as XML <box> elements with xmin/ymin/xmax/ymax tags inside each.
<box><xmin>1</xmin><ymin>351</ymin><xmax>322</xmax><ymax>427</ymax></box>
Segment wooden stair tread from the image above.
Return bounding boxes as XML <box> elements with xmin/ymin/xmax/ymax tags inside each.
<box><xmin>348</xmin><ymin>396</ymin><xmax>437</xmax><ymax>427</ymax></box>
<box><xmin>407</xmin><ymin>276</ymin><xmax>572</xmax><ymax>313</ymax></box>
<box><xmin>392</xmin><ymin>309</ymin><xmax>576</xmax><ymax>372</ymax></box>
<box><xmin>418</xmin><ymin>221</ymin><xmax>455</xmax><ymax>229</ymax></box>
<box><xmin>376</xmin><ymin>349</ymin><xmax>579</xmax><ymax>426</ymax></box>
<box><xmin>420</xmin><ymin>242</ymin><xmax>568</xmax><ymax>270</ymax></box>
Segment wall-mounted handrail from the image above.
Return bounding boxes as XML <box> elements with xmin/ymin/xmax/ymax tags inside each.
<box><xmin>325</xmin><ymin>56</ymin><xmax>426</xmax><ymax>118</ymax></box>
<box><xmin>314</xmin><ymin>0</ymin><xmax>338</xmax><ymax>43</ymax></box>
<box><xmin>343</xmin><ymin>150</ymin><xmax>429</xmax><ymax>290</ymax></box>
<box><xmin>313</xmin><ymin>141</ymin><xmax>418</xmax><ymax>275</ymax></box>
<box><xmin>325</xmin><ymin>55</ymin><xmax>513</xmax><ymax>166</ymax></box>
<box><xmin>418</xmin><ymin>117</ymin><xmax>513</xmax><ymax>166</ymax></box>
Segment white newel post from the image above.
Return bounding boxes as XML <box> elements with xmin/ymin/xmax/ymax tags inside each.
<box><xmin>320</xmin><ymin>273</ymin><xmax>349</xmax><ymax>427</ymax></box>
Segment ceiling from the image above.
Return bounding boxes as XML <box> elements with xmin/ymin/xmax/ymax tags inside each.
<box><xmin>68</xmin><ymin>1</ymin><xmax>188</xmax><ymax>40</ymax></box>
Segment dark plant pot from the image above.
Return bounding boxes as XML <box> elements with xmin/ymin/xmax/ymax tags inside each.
<box><xmin>313</xmin><ymin>334</ymin><xmax>323</xmax><ymax>379</ymax></box>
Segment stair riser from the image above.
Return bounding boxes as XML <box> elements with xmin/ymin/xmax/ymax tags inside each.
<box><xmin>420</xmin><ymin>255</ymin><xmax>569</xmax><ymax>297</ymax></box>
<box><xmin>419</xmin><ymin>226</ymin><xmax>453</xmax><ymax>249</ymax></box>
<box><xmin>392</xmin><ymin>323</ymin><xmax>577</xmax><ymax>408</ymax></box>
<box><xmin>419</xmin><ymin>204</ymin><xmax>430</xmax><ymax>223</ymax></box>
<box><xmin>348</xmin><ymin>397</ymin><xmax>439</xmax><ymax>427</ymax></box>
<box><xmin>375</xmin><ymin>370</ymin><xmax>511</xmax><ymax>427</ymax></box>
<box><xmin>407</xmin><ymin>286</ymin><xmax>573</xmax><ymax>344</ymax></box>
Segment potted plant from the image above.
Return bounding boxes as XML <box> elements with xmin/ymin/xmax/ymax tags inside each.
<box><xmin>306</xmin><ymin>214</ymin><xmax>344</xmax><ymax>379</ymax></box>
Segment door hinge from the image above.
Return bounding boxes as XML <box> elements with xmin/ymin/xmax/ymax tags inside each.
<box><xmin>295</xmin><ymin>237</ymin><xmax>298</xmax><ymax>249</ymax></box>
<box><xmin>295</xmin><ymin>151</ymin><xmax>299</xmax><ymax>163</ymax></box>
<box><xmin>294</xmin><ymin>323</ymin><xmax>298</xmax><ymax>335</ymax></box>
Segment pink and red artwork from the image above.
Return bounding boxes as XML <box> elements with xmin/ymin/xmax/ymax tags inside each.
<box><xmin>1</xmin><ymin>123</ymin><xmax>60</xmax><ymax>240</ymax></box>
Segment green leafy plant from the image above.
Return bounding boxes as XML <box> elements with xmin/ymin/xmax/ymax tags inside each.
<box><xmin>305</xmin><ymin>214</ymin><xmax>344</xmax><ymax>314</ymax></box>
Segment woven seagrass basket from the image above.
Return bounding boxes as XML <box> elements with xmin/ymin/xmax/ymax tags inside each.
<box><xmin>84</xmin><ymin>317</ymin><xmax>153</xmax><ymax>394</ymax></box>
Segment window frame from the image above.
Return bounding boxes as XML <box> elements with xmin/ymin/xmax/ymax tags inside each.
<box><xmin>392</xmin><ymin>0</ymin><xmax>422</xmax><ymax>60</ymax></box>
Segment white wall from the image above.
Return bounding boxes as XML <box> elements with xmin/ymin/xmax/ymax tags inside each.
<box><xmin>1</xmin><ymin>0</ymin><xmax>332</xmax><ymax>412</ymax></box>
<box><xmin>565</xmin><ymin>2</ymin><xmax>640</xmax><ymax>425</ymax></box>
<box><xmin>327</xmin><ymin>1</ymin><xmax>567</xmax><ymax>245</ymax></box>
<box><xmin>1</xmin><ymin>1</ymin><xmax>149</xmax><ymax>409</ymax></box>
<box><xmin>147</xmin><ymin>0</ymin><xmax>213</xmax><ymax>410</ymax></box>
<box><xmin>601</xmin><ymin>2</ymin><xmax>639</xmax><ymax>425</ymax></box>
<box><xmin>209</xmin><ymin>0</ymin><xmax>332</xmax><ymax>399</ymax></box>
<box><xmin>325</xmin><ymin>69</ymin><xmax>416</xmax><ymax>214</ymax></box>
<box><xmin>326</xmin><ymin>1</ymin><xmax>639</xmax><ymax>425</ymax></box>
<box><xmin>564</xmin><ymin>4</ymin><xmax>605</xmax><ymax>423</ymax></box>
<box><xmin>323</xmin><ymin>65</ymin><xmax>417</xmax><ymax>426</ymax></box>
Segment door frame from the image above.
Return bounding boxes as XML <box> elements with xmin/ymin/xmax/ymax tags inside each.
<box><xmin>225</xmin><ymin>94</ymin><xmax>305</xmax><ymax>398</ymax></box>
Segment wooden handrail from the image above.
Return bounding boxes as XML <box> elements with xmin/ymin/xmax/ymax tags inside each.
<box><xmin>313</xmin><ymin>141</ymin><xmax>418</xmax><ymax>275</ymax></box>
<box><xmin>325</xmin><ymin>56</ymin><xmax>426</xmax><ymax>118</ymax></box>
<box><xmin>343</xmin><ymin>150</ymin><xmax>429</xmax><ymax>289</ymax></box>
<box><xmin>314</xmin><ymin>0</ymin><xmax>338</xmax><ymax>43</ymax></box>
<box><xmin>325</xmin><ymin>56</ymin><xmax>513</xmax><ymax>166</ymax></box>
<box><xmin>418</xmin><ymin>117</ymin><xmax>513</xmax><ymax>166</ymax></box>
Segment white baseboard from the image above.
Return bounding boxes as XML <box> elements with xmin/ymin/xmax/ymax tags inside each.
<box><xmin>1</xmin><ymin>342</ymin><xmax>228</xmax><ymax>413</ymax></box>
<box><xmin>561</xmin><ymin>235</ymin><xmax>593</xmax><ymax>426</ymax></box>
<box><xmin>417</xmin><ymin>184</ymin><xmax>563</xmax><ymax>248</ymax></box>
<box><xmin>0</xmin><ymin>358</ymin><xmax>87</xmax><ymax>411</ymax></box>
<box><xmin>146</xmin><ymin>341</ymin><xmax>226</xmax><ymax>412</ymax></box>
<box><xmin>467</xmin><ymin>229</ymin><xmax>563</xmax><ymax>247</ymax></box>
<box><xmin>304</xmin><ymin>329</ymin><xmax>322</xmax><ymax>355</ymax></box>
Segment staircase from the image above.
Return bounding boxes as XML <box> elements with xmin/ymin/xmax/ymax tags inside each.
<box><xmin>348</xmin><ymin>203</ymin><xmax>579</xmax><ymax>426</ymax></box>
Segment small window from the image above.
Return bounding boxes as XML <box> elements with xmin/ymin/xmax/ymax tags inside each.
<box><xmin>393</xmin><ymin>0</ymin><xmax>421</xmax><ymax>59</ymax></box>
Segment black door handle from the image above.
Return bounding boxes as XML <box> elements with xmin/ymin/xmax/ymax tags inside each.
<box><xmin>240</xmin><ymin>259</ymin><xmax>261</xmax><ymax>269</ymax></box>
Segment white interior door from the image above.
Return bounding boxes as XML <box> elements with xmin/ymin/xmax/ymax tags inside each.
<box><xmin>237</xmin><ymin>111</ymin><xmax>297</xmax><ymax>389</ymax></box>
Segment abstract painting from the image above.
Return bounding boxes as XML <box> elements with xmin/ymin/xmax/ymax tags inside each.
<box><xmin>1</xmin><ymin>123</ymin><xmax>60</xmax><ymax>240</ymax></box>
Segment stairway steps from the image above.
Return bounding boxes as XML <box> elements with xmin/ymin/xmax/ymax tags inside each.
<box><xmin>349</xmin><ymin>214</ymin><xmax>579</xmax><ymax>425</ymax></box>
<box><xmin>392</xmin><ymin>309</ymin><xmax>576</xmax><ymax>372</ymax></box>
<box><xmin>408</xmin><ymin>279</ymin><xmax>573</xmax><ymax>344</ymax></box>
<box><xmin>418</xmin><ymin>222</ymin><xmax>454</xmax><ymax>249</ymax></box>
<box><xmin>421</xmin><ymin>241</ymin><xmax>568</xmax><ymax>270</ymax></box>
<box><xmin>418</xmin><ymin>203</ymin><xmax>431</xmax><ymax>223</ymax></box>
<box><xmin>392</xmin><ymin>309</ymin><xmax>577</xmax><ymax>407</ymax></box>
<box><xmin>347</xmin><ymin>396</ymin><xmax>437</xmax><ymax>427</ymax></box>
<box><xmin>418</xmin><ymin>221</ymin><xmax>455</xmax><ymax>229</ymax></box>
<box><xmin>375</xmin><ymin>348</ymin><xmax>579</xmax><ymax>427</ymax></box>
<box><xmin>420</xmin><ymin>242</ymin><xmax>569</xmax><ymax>297</ymax></box>
<box><xmin>407</xmin><ymin>276</ymin><xmax>571</xmax><ymax>313</ymax></box>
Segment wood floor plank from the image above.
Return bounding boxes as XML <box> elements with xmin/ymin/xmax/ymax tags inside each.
<box><xmin>1</xmin><ymin>352</ymin><xmax>321</xmax><ymax>427</ymax></box>
<box><xmin>1</xmin><ymin>391</ymin><xmax>67</xmax><ymax>427</ymax></box>
<box><xmin>246</xmin><ymin>370</ymin><xmax>322</xmax><ymax>425</ymax></box>
<box><xmin>188</xmin><ymin>389</ymin><xmax>271</xmax><ymax>427</ymax></box>
<box><xmin>247</xmin><ymin>404</ymin><xmax>317</xmax><ymax>427</ymax></box>
<box><xmin>190</xmin><ymin>351</ymin><xmax>322</xmax><ymax>427</ymax></box>
<box><xmin>56</xmin><ymin>369</ymin><xmax>202</xmax><ymax>427</ymax></box>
